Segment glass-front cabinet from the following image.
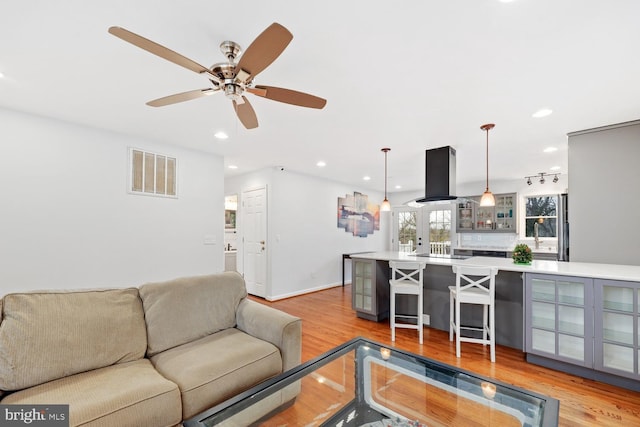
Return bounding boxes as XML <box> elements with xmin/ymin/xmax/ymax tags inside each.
<box><xmin>353</xmin><ymin>260</ymin><xmax>374</xmax><ymax>314</ymax></box>
<box><xmin>456</xmin><ymin>192</ymin><xmax>516</xmax><ymax>232</ymax></box>
<box><xmin>456</xmin><ymin>201</ymin><xmax>473</xmax><ymax>232</ymax></box>
<box><xmin>594</xmin><ymin>279</ymin><xmax>640</xmax><ymax>380</ymax></box>
<box><xmin>525</xmin><ymin>274</ymin><xmax>594</xmax><ymax>367</ymax></box>
<box><xmin>351</xmin><ymin>259</ymin><xmax>390</xmax><ymax>322</ymax></box>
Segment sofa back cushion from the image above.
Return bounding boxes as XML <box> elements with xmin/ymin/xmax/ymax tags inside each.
<box><xmin>0</xmin><ymin>288</ymin><xmax>147</xmax><ymax>391</ymax></box>
<box><xmin>139</xmin><ymin>272</ymin><xmax>247</xmax><ymax>357</ymax></box>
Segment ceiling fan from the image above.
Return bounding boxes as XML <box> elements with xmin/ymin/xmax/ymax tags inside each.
<box><xmin>108</xmin><ymin>23</ymin><xmax>326</xmax><ymax>129</ymax></box>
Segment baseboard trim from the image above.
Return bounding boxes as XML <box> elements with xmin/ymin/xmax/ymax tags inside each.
<box><xmin>266</xmin><ymin>282</ymin><xmax>344</xmax><ymax>301</ymax></box>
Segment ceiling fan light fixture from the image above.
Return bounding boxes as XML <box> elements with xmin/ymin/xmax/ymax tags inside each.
<box><xmin>108</xmin><ymin>23</ymin><xmax>326</xmax><ymax>130</ymax></box>
<box><xmin>479</xmin><ymin>124</ymin><xmax>496</xmax><ymax>207</ymax></box>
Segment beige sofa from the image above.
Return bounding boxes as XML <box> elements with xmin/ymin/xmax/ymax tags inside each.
<box><xmin>0</xmin><ymin>272</ymin><xmax>301</xmax><ymax>426</ymax></box>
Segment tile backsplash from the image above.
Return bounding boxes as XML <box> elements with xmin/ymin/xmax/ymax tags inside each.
<box><xmin>457</xmin><ymin>233</ymin><xmax>519</xmax><ymax>250</ymax></box>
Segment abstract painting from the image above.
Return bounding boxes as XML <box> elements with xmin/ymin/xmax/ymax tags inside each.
<box><xmin>337</xmin><ymin>192</ymin><xmax>380</xmax><ymax>237</ymax></box>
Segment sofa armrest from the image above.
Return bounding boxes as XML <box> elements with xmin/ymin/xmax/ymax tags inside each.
<box><xmin>236</xmin><ymin>299</ymin><xmax>302</xmax><ymax>372</ymax></box>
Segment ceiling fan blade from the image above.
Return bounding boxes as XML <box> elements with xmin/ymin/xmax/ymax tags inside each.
<box><xmin>233</xmin><ymin>96</ymin><xmax>259</xmax><ymax>129</ymax></box>
<box><xmin>108</xmin><ymin>26</ymin><xmax>218</xmax><ymax>80</ymax></box>
<box><xmin>245</xmin><ymin>87</ymin><xmax>268</xmax><ymax>97</ymax></box>
<box><xmin>146</xmin><ymin>88</ymin><xmax>219</xmax><ymax>107</ymax></box>
<box><xmin>253</xmin><ymin>85</ymin><xmax>327</xmax><ymax>109</ymax></box>
<box><xmin>235</xmin><ymin>23</ymin><xmax>293</xmax><ymax>83</ymax></box>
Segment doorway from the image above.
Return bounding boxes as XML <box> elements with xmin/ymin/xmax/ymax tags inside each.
<box><xmin>393</xmin><ymin>207</ymin><xmax>421</xmax><ymax>253</ymax></box>
<box><xmin>422</xmin><ymin>204</ymin><xmax>453</xmax><ymax>255</ymax></box>
<box><xmin>241</xmin><ymin>186</ymin><xmax>268</xmax><ymax>297</ymax></box>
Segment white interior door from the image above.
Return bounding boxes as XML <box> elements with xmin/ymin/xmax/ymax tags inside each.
<box><xmin>242</xmin><ymin>186</ymin><xmax>267</xmax><ymax>297</ymax></box>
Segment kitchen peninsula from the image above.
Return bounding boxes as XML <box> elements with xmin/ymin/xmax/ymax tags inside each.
<box><xmin>350</xmin><ymin>251</ymin><xmax>640</xmax><ymax>391</ymax></box>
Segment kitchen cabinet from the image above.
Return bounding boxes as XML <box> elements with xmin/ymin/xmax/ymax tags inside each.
<box><xmin>456</xmin><ymin>193</ymin><xmax>517</xmax><ymax>232</ymax></box>
<box><xmin>457</xmin><ymin>202</ymin><xmax>474</xmax><ymax>231</ymax></box>
<box><xmin>526</xmin><ymin>273</ymin><xmax>640</xmax><ymax>390</ymax></box>
<box><xmin>525</xmin><ymin>273</ymin><xmax>594</xmax><ymax>367</ymax></box>
<box><xmin>594</xmin><ymin>279</ymin><xmax>640</xmax><ymax>380</ymax></box>
<box><xmin>352</xmin><ymin>259</ymin><xmax>390</xmax><ymax>321</ymax></box>
<box><xmin>224</xmin><ymin>251</ymin><xmax>237</xmax><ymax>271</ymax></box>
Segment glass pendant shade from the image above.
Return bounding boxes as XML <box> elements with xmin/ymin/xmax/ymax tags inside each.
<box><xmin>381</xmin><ymin>198</ymin><xmax>391</xmax><ymax>211</ymax></box>
<box><xmin>480</xmin><ymin>190</ymin><xmax>495</xmax><ymax>207</ymax></box>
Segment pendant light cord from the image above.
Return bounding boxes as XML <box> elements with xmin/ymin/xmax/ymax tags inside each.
<box><xmin>480</xmin><ymin>124</ymin><xmax>494</xmax><ymax>192</ymax></box>
<box><xmin>381</xmin><ymin>148</ymin><xmax>390</xmax><ymax>200</ymax></box>
<box><xmin>485</xmin><ymin>128</ymin><xmax>489</xmax><ymax>192</ymax></box>
<box><xmin>384</xmin><ymin>150</ymin><xmax>388</xmax><ymax>199</ymax></box>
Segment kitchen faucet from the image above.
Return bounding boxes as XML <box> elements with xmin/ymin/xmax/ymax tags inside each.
<box><xmin>534</xmin><ymin>220</ymin><xmax>542</xmax><ymax>249</ymax></box>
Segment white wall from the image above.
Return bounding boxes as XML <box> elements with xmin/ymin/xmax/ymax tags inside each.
<box><xmin>226</xmin><ymin>169</ymin><xmax>387</xmax><ymax>300</ymax></box>
<box><xmin>0</xmin><ymin>108</ymin><xmax>225</xmax><ymax>295</ymax></box>
<box><xmin>568</xmin><ymin>120</ymin><xmax>640</xmax><ymax>265</ymax></box>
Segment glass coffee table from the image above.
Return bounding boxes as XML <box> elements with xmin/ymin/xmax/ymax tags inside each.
<box><xmin>184</xmin><ymin>337</ymin><xmax>559</xmax><ymax>427</ymax></box>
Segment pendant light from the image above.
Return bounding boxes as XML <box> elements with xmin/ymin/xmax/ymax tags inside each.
<box><xmin>380</xmin><ymin>148</ymin><xmax>391</xmax><ymax>211</ymax></box>
<box><xmin>480</xmin><ymin>124</ymin><xmax>496</xmax><ymax>207</ymax></box>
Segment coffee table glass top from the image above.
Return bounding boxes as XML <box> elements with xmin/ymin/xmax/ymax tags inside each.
<box><xmin>185</xmin><ymin>337</ymin><xmax>559</xmax><ymax>427</ymax></box>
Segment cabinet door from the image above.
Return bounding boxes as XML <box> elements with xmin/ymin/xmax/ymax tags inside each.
<box><xmin>594</xmin><ymin>279</ymin><xmax>639</xmax><ymax>379</ymax></box>
<box><xmin>525</xmin><ymin>274</ymin><xmax>594</xmax><ymax>367</ymax></box>
<box><xmin>352</xmin><ymin>260</ymin><xmax>375</xmax><ymax>314</ymax></box>
<box><xmin>456</xmin><ymin>202</ymin><xmax>474</xmax><ymax>232</ymax></box>
<box><xmin>494</xmin><ymin>193</ymin><xmax>516</xmax><ymax>231</ymax></box>
<box><xmin>465</xmin><ymin>192</ymin><xmax>517</xmax><ymax>233</ymax></box>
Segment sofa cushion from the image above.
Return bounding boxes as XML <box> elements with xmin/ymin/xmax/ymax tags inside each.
<box><xmin>150</xmin><ymin>328</ymin><xmax>282</xmax><ymax>419</ymax></box>
<box><xmin>1</xmin><ymin>359</ymin><xmax>181</xmax><ymax>427</ymax></box>
<box><xmin>139</xmin><ymin>272</ymin><xmax>247</xmax><ymax>357</ymax></box>
<box><xmin>0</xmin><ymin>288</ymin><xmax>147</xmax><ymax>391</ymax></box>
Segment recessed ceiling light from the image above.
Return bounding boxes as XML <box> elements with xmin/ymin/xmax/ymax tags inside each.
<box><xmin>363</xmin><ymin>176</ymin><xmax>371</xmax><ymax>181</ymax></box>
<box><xmin>316</xmin><ymin>161</ymin><xmax>326</xmax><ymax>167</ymax></box>
<box><xmin>214</xmin><ymin>131</ymin><xmax>228</xmax><ymax>140</ymax></box>
<box><xmin>395</xmin><ymin>185</ymin><xmax>402</xmax><ymax>189</ymax></box>
<box><xmin>0</xmin><ymin>72</ymin><xmax>4</xmax><ymax>79</ymax></box>
<box><xmin>543</xmin><ymin>147</ymin><xmax>558</xmax><ymax>153</ymax></box>
<box><xmin>228</xmin><ymin>165</ymin><xmax>238</xmax><ymax>170</ymax></box>
<box><xmin>550</xmin><ymin>166</ymin><xmax>561</xmax><ymax>171</ymax></box>
<box><xmin>532</xmin><ymin>108</ymin><xmax>553</xmax><ymax>118</ymax></box>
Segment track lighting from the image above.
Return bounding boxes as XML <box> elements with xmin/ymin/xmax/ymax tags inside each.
<box><xmin>524</xmin><ymin>172</ymin><xmax>561</xmax><ymax>185</ymax></box>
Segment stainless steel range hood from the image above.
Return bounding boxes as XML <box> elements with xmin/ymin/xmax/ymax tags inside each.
<box><xmin>415</xmin><ymin>146</ymin><xmax>457</xmax><ymax>203</ymax></box>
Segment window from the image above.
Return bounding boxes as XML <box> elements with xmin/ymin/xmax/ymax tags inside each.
<box><xmin>130</xmin><ymin>148</ymin><xmax>177</xmax><ymax>197</ymax></box>
<box><xmin>396</xmin><ymin>210</ymin><xmax>417</xmax><ymax>253</ymax></box>
<box><xmin>525</xmin><ymin>195</ymin><xmax>558</xmax><ymax>237</ymax></box>
<box><xmin>428</xmin><ymin>209</ymin><xmax>452</xmax><ymax>254</ymax></box>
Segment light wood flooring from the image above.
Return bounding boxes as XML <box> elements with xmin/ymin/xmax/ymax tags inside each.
<box><xmin>250</xmin><ymin>284</ymin><xmax>640</xmax><ymax>427</ymax></box>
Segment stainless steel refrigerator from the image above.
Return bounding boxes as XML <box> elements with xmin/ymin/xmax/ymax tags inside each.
<box><xmin>557</xmin><ymin>193</ymin><xmax>569</xmax><ymax>261</ymax></box>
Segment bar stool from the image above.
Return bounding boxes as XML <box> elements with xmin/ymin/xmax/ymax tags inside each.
<box><xmin>449</xmin><ymin>265</ymin><xmax>499</xmax><ymax>362</ymax></box>
<box><xmin>389</xmin><ymin>260</ymin><xmax>427</xmax><ymax>344</ymax></box>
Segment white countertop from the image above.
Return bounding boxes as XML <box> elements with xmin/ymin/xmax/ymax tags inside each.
<box><xmin>349</xmin><ymin>252</ymin><xmax>640</xmax><ymax>282</ymax></box>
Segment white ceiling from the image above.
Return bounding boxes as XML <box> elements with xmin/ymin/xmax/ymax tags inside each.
<box><xmin>2</xmin><ymin>1</ymin><xmax>640</xmax><ymax>194</ymax></box>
